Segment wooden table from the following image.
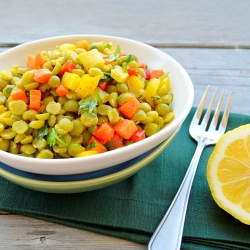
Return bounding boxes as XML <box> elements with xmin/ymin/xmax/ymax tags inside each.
<box><xmin>1</xmin><ymin>0</ymin><xmax>250</xmax><ymax>249</ymax></box>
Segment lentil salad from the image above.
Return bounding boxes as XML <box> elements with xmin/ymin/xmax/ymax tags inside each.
<box><xmin>0</xmin><ymin>40</ymin><xmax>174</xmax><ymax>159</ymax></box>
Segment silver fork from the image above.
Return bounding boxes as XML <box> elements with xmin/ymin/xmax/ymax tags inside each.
<box><xmin>148</xmin><ymin>85</ymin><xmax>233</xmax><ymax>250</ymax></box>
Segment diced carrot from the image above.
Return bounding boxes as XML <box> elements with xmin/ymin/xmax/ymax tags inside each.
<box><xmin>151</xmin><ymin>69</ymin><xmax>165</xmax><ymax>79</ymax></box>
<box><xmin>94</xmin><ymin>120</ymin><xmax>115</xmax><ymax>144</ymax></box>
<box><xmin>101</xmin><ymin>54</ymin><xmax>109</xmax><ymax>59</ymax></box>
<box><xmin>27</xmin><ymin>55</ymin><xmax>35</xmax><ymax>69</ymax></box>
<box><xmin>33</xmin><ymin>52</ymin><xmax>47</xmax><ymax>69</ymax></box>
<box><xmin>56</xmin><ymin>84</ymin><xmax>69</xmax><ymax>97</ymax></box>
<box><xmin>127</xmin><ymin>68</ymin><xmax>138</xmax><ymax>76</ymax></box>
<box><xmin>131</xmin><ymin>129</ymin><xmax>146</xmax><ymax>142</ymax></box>
<box><xmin>29</xmin><ymin>89</ymin><xmax>41</xmax><ymax>110</ymax></box>
<box><xmin>86</xmin><ymin>136</ymin><xmax>108</xmax><ymax>153</ymax></box>
<box><xmin>98</xmin><ymin>81</ymin><xmax>110</xmax><ymax>91</ymax></box>
<box><xmin>114</xmin><ymin>119</ymin><xmax>137</xmax><ymax>139</ymax></box>
<box><xmin>137</xmin><ymin>63</ymin><xmax>147</xmax><ymax>68</ymax></box>
<box><xmin>10</xmin><ymin>88</ymin><xmax>28</xmax><ymax>103</ymax></box>
<box><xmin>105</xmin><ymin>132</ymin><xmax>124</xmax><ymax>150</ymax></box>
<box><xmin>33</xmin><ymin>68</ymin><xmax>52</xmax><ymax>84</ymax></box>
<box><xmin>119</xmin><ymin>53</ymin><xmax>127</xmax><ymax>57</ymax></box>
<box><xmin>59</xmin><ymin>60</ymin><xmax>76</xmax><ymax>75</ymax></box>
<box><xmin>118</xmin><ymin>96</ymin><xmax>141</xmax><ymax>119</ymax></box>
<box><xmin>104</xmin><ymin>59</ymin><xmax>117</xmax><ymax>66</ymax></box>
<box><xmin>76</xmin><ymin>40</ymin><xmax>90</xmax><ymax>51</ymax></box>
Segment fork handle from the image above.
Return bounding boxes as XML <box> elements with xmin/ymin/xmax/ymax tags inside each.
<box><xmin>148</xmin><ymin>141</ymin><xmax>205</xmax><ymax>250</ymax></box>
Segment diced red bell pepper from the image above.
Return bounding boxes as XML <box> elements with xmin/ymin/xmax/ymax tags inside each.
<box><xmin>127</xmin><ymin>68</ymin><xmax>138</xmax><ymax>76</ymax></box>
<box><xmin>131</xmin><ymin>129</ymin><xmax>146</xmax><ymax>142</ymax></box>
<box><xmin>98</xmin><ymin>81</ymin><xmax>110</xmax><ymax>91</ymax></box>
<box><xmin>93</xmin><ymin>120</ymin><xmax>115</xmax><ymax>144</ymax></box>
<box><xmin>105</xmin><ymin>132</ymin><xmax>124</xmax><ymax>150</ymax></box>
<box><xmin>59</xmin><ymin>60</ymin><xmax>77</xmax><ymax>75</ymax></box>
<box><xmin>143</xmin><ymin>68</ymin><xmax>151</xmax><ymax>80</ymax></box>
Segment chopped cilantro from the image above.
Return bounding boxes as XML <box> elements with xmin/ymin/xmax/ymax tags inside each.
<box><xmin>78</xmin><ymin>93</ymin><xmax>101</xmax><ymax>114</ymax></box>
<box><xmin>37</xmin><ymin>125</ymin><xmax>48</xmax><ymax>139</ymax></box>
<box><xmin>123</xmin><ymin>55</ymin><xmax>134</xmax><ymax>63</ymax></box>
<box><xmin>105</xmin><ymin>43</ymin><xmax>113</xmax><ymax>49</ymax></box>
<box><xmin>5</xmin><ymin>87</ymin><xmax>14</xmax><ymax>95</ymax></box>
<box><xmin>46</xmin><ymin>128</ymin><xmax>72</xmax><ymax>148</ymax></box>
<box><xmin>122</xmin><ymin>64</ymin><xmax>128</xmax><ymax>73</ymax></box>
<box><xmin>47</xmin><ymin>128</ymin><xmax>58</xmax><ymax>148</ymax></box>
<box><xmin>105</xmin><ymin>141</ymin><xmax>115</xmax><ymax>151</ymax></box>
<box><xmin>90</xmin><ymin>44</ymin><xmax>98</xmax><ymax>50</ymax></box>
<box><xmin>102</xmin><ymin>72</ymin><xmax>112</xmax><ymax>81</ymax></box>
<box><xmin>87</xmin><ymin>141</ymin><xmax>96</xmax><ymax>148</ymax></box>
<box><xmin>108</xmin><ymin>45</ymin><xmax>121</xmax><ymax>62</ymax></box>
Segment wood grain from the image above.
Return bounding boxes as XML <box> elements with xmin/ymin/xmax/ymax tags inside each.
<box><xmin>0</xmin><ymin>0</ymin><xmax>250</xmax><ymax>48</ymax></box>
<box><xmin>0</xmin><ymin>213</ymin><xmax>145</xmax><ymax>249</ymax></box>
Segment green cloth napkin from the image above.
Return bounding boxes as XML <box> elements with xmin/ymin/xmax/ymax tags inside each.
<box><xmin>1</xmin><ymin>108</ymin><xmax>250</xmax><ymax>249</ymax></box>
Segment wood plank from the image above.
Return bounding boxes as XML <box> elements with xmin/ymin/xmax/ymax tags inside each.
<box><xmin>0</xmin><ymin>0</ymin><xmax>250</xmax><ymax>48</ymax></box>
<box><xmin>161</xmin><ymin>48</ymin><xmax>250</xmax><ymax>115</ymax></box>
<box><xmin>0</xmin><ymin>213</ymin><xmax>146</xmax><ymax>249</ymax></box>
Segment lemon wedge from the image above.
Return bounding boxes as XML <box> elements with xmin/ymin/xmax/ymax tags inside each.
<box><xmin>207</xmin><ymin>124</ymin><xmax>250</xmax><ymax>224</ymax></box>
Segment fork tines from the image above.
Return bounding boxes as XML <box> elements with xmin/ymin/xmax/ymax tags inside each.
<box><xmin>195</xmin><ymin>85</ymin><xmax>233</xmax><ymax>133</ymax></box>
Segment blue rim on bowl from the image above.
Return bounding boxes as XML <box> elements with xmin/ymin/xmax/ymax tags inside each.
<box><xmin>0</xmin><ymin>146</ymin><xmax>157</xmax><ymax>182</ymax></box>
<box><xmin>0</xmin><ymin>127</ymin><xmax>180</xmax><ymax>193</ymax></box>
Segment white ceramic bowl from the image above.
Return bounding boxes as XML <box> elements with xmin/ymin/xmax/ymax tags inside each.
<box><xmin>0</xmin><ymin>35</ymin><xmax>194</xmax><ymax>175</ymax></box>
